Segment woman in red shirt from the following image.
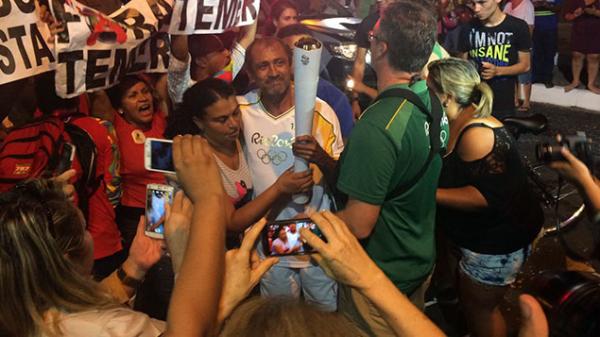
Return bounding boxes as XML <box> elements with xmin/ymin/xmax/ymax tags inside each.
<box><xmin>108</xmin><ymin>75</ymin><xmax>167</xmax><ymax>250</ymax></box>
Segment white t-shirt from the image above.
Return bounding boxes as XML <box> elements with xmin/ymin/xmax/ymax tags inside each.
<box><xmin>239</xmin><ymin>89</ymin><xmax>344</xmax><ymax>267</ymax></box>
<box><xmin>504</xmin><ymin>0</ymin><xmax>535</xmax><ymax>26</ymax></box>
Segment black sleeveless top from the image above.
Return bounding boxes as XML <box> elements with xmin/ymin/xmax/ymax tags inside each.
<box><xmin>437</xmin><ymin>123</ymin><xmax>543</xmax><ymax>254</ymax></box>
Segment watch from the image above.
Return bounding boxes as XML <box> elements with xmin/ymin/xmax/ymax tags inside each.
<box><xmin>116</xmin><ymin>266</ymin><xmax>143</xmax><ymax>288</ymax></box>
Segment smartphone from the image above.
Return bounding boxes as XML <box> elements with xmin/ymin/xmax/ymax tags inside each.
<box><xmin>261</xmin><ymin>218</ymin><xmax>325</xmax><ymax>257</ymax></box>
<box><xmin>145</xmin><ymin>184</ymin><xmax>174</xmax><ymax>239</ymax></box>
<box><xmin>55</xmin><ymin>142</ymin><xmax>76</xmax><ymax>174</ymax></box>
<box><xmin>144</xmin><ymin>138</ymin><xmax>175</xmax><ymax>174</ymax></box>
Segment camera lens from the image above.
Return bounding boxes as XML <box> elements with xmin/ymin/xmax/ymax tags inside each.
<box><xmin>528</xmin><ymin>271</ymin><xmax>600</xmax><ymax>337</ymax></box>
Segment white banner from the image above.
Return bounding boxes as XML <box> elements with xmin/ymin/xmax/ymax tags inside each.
<box><xmin>168</xmin><ymin>0</ymin><xmax>260</xmax><ymax>34</ymax></box>
<box><xmin>50</xmin><ymin>0</ymin><xmax>173</xmax><ymax>97</ymax></box>
<box><xmin>0</xmin><ymin>0</ymin><xmax>55</xmax><ymax>85</ymax></box>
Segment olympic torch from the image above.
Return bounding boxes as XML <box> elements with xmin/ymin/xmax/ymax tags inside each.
<box><xmin>293</xmin><ymin>37</ymin><xmax>322</xmax><ymax>205</ymax></box>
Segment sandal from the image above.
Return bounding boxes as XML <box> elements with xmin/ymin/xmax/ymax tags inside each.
<box><xmin>517</xmin><ymin>105</ymin><xmax>530</xmax><ymax>113</ymax></box>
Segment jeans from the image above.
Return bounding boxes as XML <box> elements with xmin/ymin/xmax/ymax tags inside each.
<box><xmin>532</xmin><ymin>27</ymin><xmax>558</xmax><ymax>83</ymax></box>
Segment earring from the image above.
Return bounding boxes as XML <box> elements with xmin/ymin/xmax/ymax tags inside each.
<box><xmin>118</xmin><ymin>109</ymin><xmax>124</xmax><ymax>115</ymax></box>
<box><xmin>442</xmin><ymin>101</ymin><xmax>448</xmax><ymax>108</ymax></box>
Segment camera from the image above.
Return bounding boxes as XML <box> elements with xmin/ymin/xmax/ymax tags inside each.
<box><xmin>527</xmin><ymin>271</ymin><xmax>600</xmax><ymax>337</ymax></box>
<box><xmin>535</xmin><ymin>132</ymin><xmax>594</xmax><ymax>169</ymax></box>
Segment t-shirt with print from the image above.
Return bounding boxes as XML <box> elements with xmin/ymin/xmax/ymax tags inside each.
<box><xmin>336</xmin><ymin>80</ymin><xmax>450</xmax><ymax>295</ymax></box>
<box><xmin>458</xmin><ymin>15</ymin><xmax>531</xmax><ymax>113</ymax></box>
<box><xmin>239</xmin><ymin>90</ymin><xmax>344</xmax><ymax>268</ymax></box>
<box><xmin>213</xmin><ymin>144</ymin><xmax>254</xmax><ymax>209</ymax></box>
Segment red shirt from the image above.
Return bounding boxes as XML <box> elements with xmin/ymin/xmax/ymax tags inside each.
<box><xmin>114</xmin><ymin>111</ymin><xmax>167</xmax><ymax>208</ymax></box>
<box><xmin>70</xmin><ymin>116</ymin><xmax>122</xmax><ymax>260</ymax></box>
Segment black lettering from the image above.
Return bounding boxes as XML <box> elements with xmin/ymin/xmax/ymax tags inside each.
<box><xmin>150</xmin><ymin>32</ymin><xmax>169</xmax><ymax>69</ymax></box>
<box><xmin>215</xmin><ymin>0</ymin><xmax>239</xmax><ymax>30</ymax></box>
<box><xmin>147</xmin><ymin>0</ymin><xmax>172</xmax><ymax>24</ymax></box>
<box><xmin>57</xmin><ymin>12</ymin><xmax>81</xmax><ymax>44</ymax></box>
<box><xmin>0</xmin><ymin>30</ymin><xmax>16</xmax><ymax>74</ymax></box>
<box><xmin>30</xmin><ymin>23</ymin><xmax>55</xmax><ymax>65</ymax></box>
<box><xmin>112</xmin><ymin>8</ymin><xmax>151</xmax><ymax>40</ymax></box>
<box><xmin>14</xmin><ymin>0</ymin><xmax>35</xmax><ymax>13</ymax></box>
<box><xmin>109</xmin><ymin>48</ymin><xmax>127</xmax><ymax>84</ymax></box>
<box><xmin>58</xmin><ymin>50</ymin><xmax>83</xmax><ymax>95</ymax></box>
<box><xmin>0</xmin><ymin>0</ymin><xmax>11</xmax><ymax>17</ymax></box>
<box><xmin>8</xmin><ymin>26</ymin><xmax>30</xmax><ymax>69</ymax></box>
<box><xmin>241</xmin><ymin>0</ymin><xmax>257</xmax><ymax>22</ymax></box>
<box><xmin>195</xmin><ymin>0</ymin><xmax>213</xmax><ymax>30</ymax></box>
<box><xmin>178</xmin><ymin>0</ymin><xmax>188</xmax><ymax>31</ymax></box>
<box><xmin>127</xmin><ymin>39</ymin><xmax>148</xmax><ymax>73</ymax></box>
<box><xmin>86</xmin><ymin>50</ymin><xmax>111</xmax><ymax>90</ymax></box>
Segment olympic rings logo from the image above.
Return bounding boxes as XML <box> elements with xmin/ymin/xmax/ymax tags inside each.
<box><xmin>257</xmin><ymin>149</ymin><xmax>288</xmax><ymax>165</ymax></box>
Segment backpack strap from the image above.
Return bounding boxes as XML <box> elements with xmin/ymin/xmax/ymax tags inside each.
<box><xmin>64</xmin><ymin>117</ymin><xmax>102</xmax><ymax>223</ymax></box>
<box><xmin>372</xmin><ymin>87</ymin><xmax>444</xmax><ymax>201</ymax></box>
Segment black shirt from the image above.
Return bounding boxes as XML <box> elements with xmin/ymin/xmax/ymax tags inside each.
<box><xmin>458</xmin><ymin>15</ymin><xmax>531</xmax><ymax>113</ymax></box>
<box><xmin>437</xmin><ymin>123</ymin><xmax>543</xmax><ymax>254</ymax></box>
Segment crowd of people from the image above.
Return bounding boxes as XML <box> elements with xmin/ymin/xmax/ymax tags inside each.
<box><xmin>1</xmin><ymin>0</ymin><xmax>599</xmax><ymax>336</ymax></box>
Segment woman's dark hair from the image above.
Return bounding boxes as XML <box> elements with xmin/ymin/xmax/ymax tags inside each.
<box><xmin>106</xmin><ymin>75</ymin><xmax>155</xmax><ymax>110</ymax></box>
<box><xmin>164</xmin><ymin>78</ymin><xmax>235</xmax><ymax>139</ymax></box>
<box><xmin>34</xmin><ymin>71</ymin><xmax>79</xmax><ymax>116</ymax></box>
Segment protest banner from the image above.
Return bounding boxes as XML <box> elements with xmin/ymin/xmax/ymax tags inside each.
<box><xmin>169</xmin><ymin>0</ymin><xmax>260</xmax><ymax>34</ymax></box>
<box><xmin>0</xmin><ymin>0</ymin><xmax>55</xmax><ymax>85</ymax></box>
<box><xmin>50</xmin><ymin>0</ymin><xmax>172</xmax><ymax>97</ymax></box>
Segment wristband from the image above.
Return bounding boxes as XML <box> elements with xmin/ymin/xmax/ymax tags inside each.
<box><xmin>117</xmin><ymin>265</ymin><xmax>143</xmax><ymax>288</ymax></box>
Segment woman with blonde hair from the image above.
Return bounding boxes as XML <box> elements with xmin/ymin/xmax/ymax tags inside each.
<box><xmin>427</xmin><ymin>58</ymin><xmax>543</xmax><ymax>337</ymax></box>
<box><xmin>0</xmin><ymin>180</ymin><xmax>165</xmax><ymax>337</ymax></box>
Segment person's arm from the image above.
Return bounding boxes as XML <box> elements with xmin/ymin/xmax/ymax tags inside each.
<box><xmin>167</xmin><ymin>35</ymin><xmax>191</xmax><ymax>105</ymax></box>
<box><xmin>481</xmin><ymin>51</ymin><xmax>530</xmax><ymax>79</ymax></box>
<box><xmin>102</xmin><ymin>216</ymin><xmax>164</xmax><ymax>303</ymax></box>
<box><xmin>164</xmin><ymin>135</ymin><xmax>227</xmax><ymax>337</ymax></box>
<box><xmin>436</xmin><ymin>186</ymin><xmax>488</xmax><ymax>210</ymax></box>
<box><xmin>518</xmin><ymin>294</ymin><xmax>549</xmax><ymax>337</ymax></box>
<box><xmin>336</xmin><ymin>198</ymin><xmax>380</xmax><ymax>238</ymax></box>
<box><xmin>549</xmin><ymin>147</ymin><xmax>600</xmax><ymax>213</ymax></box>
<box><xmin>300</xmin><ymin>211</ymin><xmax>446</xmax><ymax>337</ymax></box>
<box><xmin>565</xmin><ymin>5</ymin><xmax>584</xmax><ymax>20</ymax></box>
<box><xmin>238</xmin><ymin>19</ymin><xmax>258</xmax><ymax>49</ymax></box>
<box><xmin>351</xmin><ymin>47</ymin><xmax>368</xmax><ymax>119</ymax></box>
<box><xmin>292</xmin><ymin>135</ymin><xmax>339</xmax><ymax>186</ymax></box>
<box><xmin>216</xmin><ymin>218</ymin><xmax>278</xmax><ymax>327</ymax></box>
<box><xmin>273</xmin><ymin>241</ymin><xmax>289</xmax><ymax>255</ymax></box>
<box><xmin>228</xmin><ymin>168</ymin><xmax>313</xmax><ymax>232</ymax></box>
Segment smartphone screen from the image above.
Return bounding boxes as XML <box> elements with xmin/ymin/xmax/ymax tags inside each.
<box><xmin>262</xmin><ymin>219</ymin><xmax>325</xmax><ymax>256</ymax></box>
<box><xmin>55</xmin><ymin>142</ymin><xmax>76</xmax><ymax>174</ymax></box>
<box><xmin>145</xmin><ymin>184</ymin><xmax>174</xmax><ymax>239</ymax></box>
<box><xmin>145</xmin><ymin>138</ymin><xmax>174</xmax><ymax>174</ymax></box>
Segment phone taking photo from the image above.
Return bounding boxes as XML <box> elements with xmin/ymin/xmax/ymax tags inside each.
<box><xmin>144</xmin><ymin>138</ymin><xmax>174</xmax><ymax>174</ymax></box>
<box><xmin>261</xmin><ymin>218</ymin><xmax>325</xmax><ymax>256</ymax></box>
<box><xmin>145</xmin><ymin>184</ymin><xmax>174</xmax><ymax>239</ymax></box>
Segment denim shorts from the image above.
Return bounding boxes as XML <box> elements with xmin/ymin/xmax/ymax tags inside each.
<box><xmin>518</xmin><ymin>69</ymin><xmax>532</xmax><ymax>84</ymax></box>
<box><xmin>459</xmin><ymin>245</ymin><xmax>532</xmax><ymax>286</ymax></box>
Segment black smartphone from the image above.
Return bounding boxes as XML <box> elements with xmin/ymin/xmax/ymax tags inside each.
<box><xmin>55</xmin><ymin>142</ymin><xmax>76</xmax><ymax>174</ymax></box>
<box><xmin>144</xmin><ymin>138</ymin><xmax>175</xmax><ymax>174</ymax></box>
<box><xmin>262</xmin><ymin>218</ymin><xmax>325</xmax><ymax>256</ymax></box>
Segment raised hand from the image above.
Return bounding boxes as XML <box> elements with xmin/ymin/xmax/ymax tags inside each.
<box><xmin>218</xmin><ymin>218</ymin><xmax>278</xmax><ymax>322</ymax></box>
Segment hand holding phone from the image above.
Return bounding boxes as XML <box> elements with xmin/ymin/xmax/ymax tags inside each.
<box><xmin>262</xmin><ymin>218</ymin><xmax>325</xmax><ymax>256</ymax></box>
<box><xmin>145</xmin><ymin>184</ymin><xmax>175</xmax><ymax>239</ymax></box>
